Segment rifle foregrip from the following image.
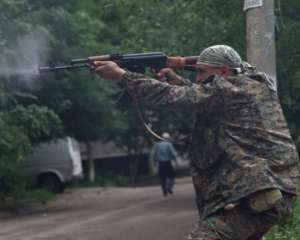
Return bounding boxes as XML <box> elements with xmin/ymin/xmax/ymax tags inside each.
<box><xmin>167</xmin><ymin>56</ymin><xmax>198</xmax><ymax>71</ymax></box>
<box><xmin>87</xmin><ymin>55</ymin><xmax>111</xmax><ymax>62</ymax></box>
<box><xmin>166</xmin><ymin>57</ymin><xmax>186</xmax><ymax>69</ymax></box>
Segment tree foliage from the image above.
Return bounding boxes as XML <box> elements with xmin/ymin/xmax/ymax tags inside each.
<box><xmin>275</xmin><ymin>0</ymin><xmax>300</xmax><ymax>136</ymax></box>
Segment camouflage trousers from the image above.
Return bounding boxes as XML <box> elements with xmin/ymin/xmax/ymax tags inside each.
<box><xmin>187</xmin><ymin>193</ymin><xmax>295</xmax><ymax>240</ymax></box>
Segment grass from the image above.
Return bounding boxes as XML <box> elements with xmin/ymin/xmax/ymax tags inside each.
<box><xmin>20</xmin><ymin>189</ymin><xmax>54</xmax><ymax>202</ymax></box>
<box><xmin>70</xmin><ymin>172</ymin><xmax>129</xmax><ymax>188</ymax></box>
<box><xmin>0</xmin><ymin>189</ymin><xmax>54</xmax><ymax>212</ymax></box>
<box><xmin>266</xmin><ymin>197</ymin><xmax>300</xmax><ymax>239</ymax></box>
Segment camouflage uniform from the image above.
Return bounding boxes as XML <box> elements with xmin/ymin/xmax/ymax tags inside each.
<box><xmin>121</xmin><ymin>70</ymin><xmax>299</xmax><ymax>239</ymax></box>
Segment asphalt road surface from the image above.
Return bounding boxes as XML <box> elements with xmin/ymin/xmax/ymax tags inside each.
<box><xmin>0</xmin><ymin>177</ymin><xmax>197</xmax><ymax>240</ymax></box>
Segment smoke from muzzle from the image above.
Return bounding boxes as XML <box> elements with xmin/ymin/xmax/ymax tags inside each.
<box><xmin>0</xmin><ymin>26</ymin><xmax>50</xmax><ymax>86</ymax></box>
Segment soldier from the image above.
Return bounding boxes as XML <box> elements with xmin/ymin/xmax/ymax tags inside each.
<box><xmin>93</xmin><ymin>45</ymin><xmax>299</xmax><ymax>240</ymax></box>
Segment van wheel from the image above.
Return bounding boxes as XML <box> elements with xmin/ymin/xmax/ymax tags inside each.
<box><xmin>39</xmin><ymin>174</ymin><xmax>63</xmax><ymax>193</ymax></box>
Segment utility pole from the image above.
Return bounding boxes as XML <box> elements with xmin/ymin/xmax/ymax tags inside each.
<box><xmin>245</xmin><ymin>0</ymin><xmax>277</xmax><ymax>83</ymax></box>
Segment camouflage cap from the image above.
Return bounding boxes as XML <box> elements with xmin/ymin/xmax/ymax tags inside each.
<box><xmin>197</xmin><ymin>45</ymin><xmax>242</xmax><ymax>68</ymax></box>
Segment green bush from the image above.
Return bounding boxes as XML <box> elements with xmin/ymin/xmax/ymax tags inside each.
<box><xmin>0</xmin><ymin>163</ymin><xmax>26</xmax><ymax>201</ymax></box>
<box><xmin>0</xmin><ymin>160</ymin><xmax>54</xmax><ymax>203</ymax></box>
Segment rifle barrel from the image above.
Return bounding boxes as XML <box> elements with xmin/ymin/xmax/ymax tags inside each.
<box><xmin>39</xmin><ymin>63</ymin><xmax>89</xmax><ymax>73</ymax></box>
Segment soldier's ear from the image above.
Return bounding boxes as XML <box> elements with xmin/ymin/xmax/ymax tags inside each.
<box><xmin>219</xmin><ymin>66</ymin><xmax>231</xmax><ymax>78</ymax></box>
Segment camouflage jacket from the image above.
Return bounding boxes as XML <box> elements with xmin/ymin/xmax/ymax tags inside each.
<box><xmin>122</xmin><ymin>71</ymin><xmax>300</xmax><ymax>219</ymax></box>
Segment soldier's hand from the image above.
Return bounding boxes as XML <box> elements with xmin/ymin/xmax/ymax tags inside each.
<box><xmin>93</xmin><ymin>61</ymin><xmax>126</xmax><ymax>81</ymax></box>
<box><xmin>156</xmin><ymin>68</ymin><xmax>183</xmax><ymax>85</ymax></box>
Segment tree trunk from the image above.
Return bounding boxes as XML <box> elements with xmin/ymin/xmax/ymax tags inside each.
<box><xmin>148</xmin><ymin>149</ymin><xmax>156</xmax><ymax>175</ymax></box>
<box><xmin>86</xmin><ymin>141</ymin><xmax>95</xmax><ymax>182</ymax></box>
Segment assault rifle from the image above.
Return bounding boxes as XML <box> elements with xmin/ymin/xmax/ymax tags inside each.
<box><xmin>38</xmin><ymin>52</ymin><xmax>198</xmax><ymax>73</ymax></box>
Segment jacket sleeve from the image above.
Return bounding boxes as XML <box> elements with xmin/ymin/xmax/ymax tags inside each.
<box><xmin>121</xmin><ymin>71</ymin><xmax>221</xmax><ymax>113</ymax></box>
<box><xmin>180</xmin><ymin>78</ymin><xmax>194</xmax><ymax>87</ymax></box>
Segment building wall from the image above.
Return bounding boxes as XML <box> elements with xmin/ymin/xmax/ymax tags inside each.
<box><xmin>82</xmin><ymin>153</ymin><xmax>150</xmax><ymax>177</ymax></box>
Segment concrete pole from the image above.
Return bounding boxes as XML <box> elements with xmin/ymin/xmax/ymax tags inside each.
<box><xmin>246</xmin><ymin>0</ymin><xmax>277</xmax><ymax>82</ymax></box>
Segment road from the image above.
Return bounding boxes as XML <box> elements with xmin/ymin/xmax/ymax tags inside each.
<box><xmin>0</xmin><ymin>177</ymin><xmax>198</xmax><ymax>240</ymax></box>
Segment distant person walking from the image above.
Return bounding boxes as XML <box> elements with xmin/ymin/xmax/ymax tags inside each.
<box><xmin>153</xmin><ymin>132</ymin><xmax>178</xmax><ymax>196</ymax></box>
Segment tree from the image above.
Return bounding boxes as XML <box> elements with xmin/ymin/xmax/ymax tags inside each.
<box><xmin>37</xmin><ymin>73</ymin><xmax>127</xmax><ymax>182</ymax></box>
<box><xmin>0</xmin><ymin>0</ymin><xmax>128</xmax><ymax>183</ymax></box>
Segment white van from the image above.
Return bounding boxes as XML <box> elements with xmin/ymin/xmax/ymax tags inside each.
<box><xmin>22</xmin><ymin>137</ymin><xmax>83</xmax><ymax>193</ymax></box>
